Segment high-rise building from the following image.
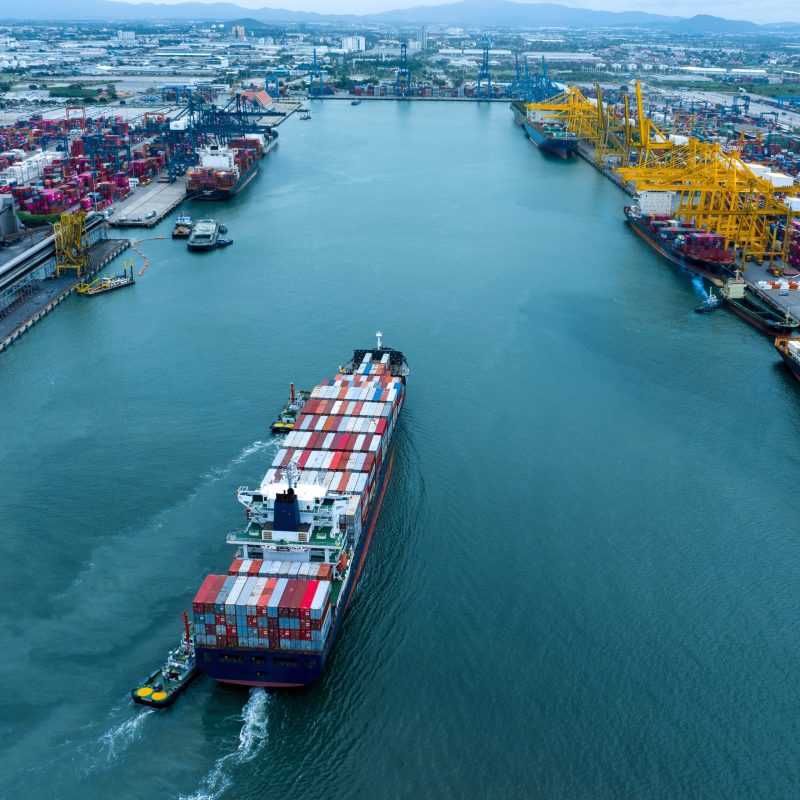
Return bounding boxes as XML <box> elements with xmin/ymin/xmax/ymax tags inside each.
<box><xmin>341</xmin><ymin>36</ymin><xmax>366</xmax><ymax>53</ymax></box>
<box><xmin>419</xmin><ymin>27</ymin><xmax>428</xmax><ymax>51</ymax></box>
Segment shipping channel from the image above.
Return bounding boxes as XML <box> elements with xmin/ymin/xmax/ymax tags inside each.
<box><xmin>1</xmin><ymin>101</ymin><xmax>799</xmax><ymax>800</ymax></box>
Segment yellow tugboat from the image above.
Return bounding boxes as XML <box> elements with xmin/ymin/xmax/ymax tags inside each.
<box><xmin>270</xmin><ymin>383</ymin><xmax>310</xmax><ymax>435</ymax></box>
<box><xmin>76</xmin><ymin>266</ymin><xmax>135</xmax><ymax>296</ymax></box>
<box><xmin>131</xmin><ymin>613</ymin><xmax>198</xmax><ymax>708</ymax></box>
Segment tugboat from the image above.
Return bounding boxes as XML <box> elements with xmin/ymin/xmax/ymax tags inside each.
<box><xmin>270</xmin><ymin>383</ymin><xmax>310</xmax><ymax>435</ymax></box>
<box><xmin>172</xmin><ymin>215</ymin><xmax>193</xmax><ymax>238</ymax></box>
<box><xmin>131</xmin><ymin>613</ymin><xmax>198</xmax><ymax>708</ymax></box>
<box><xmin>695</xmin><ymin>290</ymin><xmax>721</xmax><ymax>313</ymax></box>
<box><xmin>76</xmin><ymin>266</ymin><xmax>135</xmax><ymax>296</ymax></box>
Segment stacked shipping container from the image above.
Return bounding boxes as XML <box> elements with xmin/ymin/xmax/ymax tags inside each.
<box><xmin>264</xmin><ymin>354</ymin><xmax>403</xmax><ymax>522</ymax></box>
<box><xmin>192</xmin><ymin>574</ymin><xmax>332</xmax><ymax>652</ymax></box>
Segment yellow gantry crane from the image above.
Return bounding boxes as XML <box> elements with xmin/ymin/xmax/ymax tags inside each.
<box><xmin>617</xmin><ymin>139</ymin><xmax>800</xmax><ymax>263</ymax></box>
<box><xmin>53</xmin><ymin>211</ymin><xmax>88</xmax><ymax>277</ymax></box>
<box><xmin>527</xmin><ymin>81</ymin><xmax>671</xmax><ymax>168</ymax></box>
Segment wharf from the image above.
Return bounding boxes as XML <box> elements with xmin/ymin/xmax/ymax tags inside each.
<box><xmin>110</xmin><ymin>177</ymin><xmax>187</xmax><ymax>228</ymax></box>
<box><xmin>0</xmin><ymin>238</ymin><xmax>129</xmax><ymax>354</ymax></box>
<box><xmin>742</xmin><ymin>261</ymin><xmax>800</xmax><ymax>322</ymax></box>
<box><xmin>569</xmin><ymin>139</ymin><xmax>800</xmax><ymax>329</ymax></box>
<box><xmin>317</xmin><ymin>94</ymin><xmax>508</xmax><ymax>103</ymax></box>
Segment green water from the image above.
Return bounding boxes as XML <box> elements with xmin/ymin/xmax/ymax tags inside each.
<box><xmin>2</xmin><ymin>101</ymin><xmax>799</xmax><ymax>800</ymax></box>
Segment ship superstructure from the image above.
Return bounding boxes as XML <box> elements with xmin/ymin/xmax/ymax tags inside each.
<box><xmin>192</xmin><ymin>334</ymin><xmax>408</xmax><ymax>687</ymax></box>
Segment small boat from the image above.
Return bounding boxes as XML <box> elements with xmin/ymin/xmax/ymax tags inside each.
<box><xmin>187</xmin><ymin>219</ymin><xmax>220</xmax><ymax>251</ymax></box>
<box><xmin>172</xmin><ymin>215</ymin><xmax>193</xmax><ymax>238</ymax></box>
<box><xmin>270</xmin><ymin>383</ymin><xmax>310</xmax><ymax>435</ymax></box>
<box><xmin>216</xmin><ymin>238</ymin><xmax>233</xmax><ymax>248</ymax></box>
<box><xmin>299</xmin><ymin>108</ymin><xmax>311</xmax><ymax>120</ymax></box>
<box><xmin>76</xmin><ymin>267</ymin><xmax>135</xmax><ymax>296</ymax></box>
<box><xmin>694</xmin><ymin>290</ymin><xmax>721</xmax><ymax>313</ymax></box>
<box><xmin>131</xmin><ymin>614</ymin><xmax>198</xmax><ymax>709</ymax></box>
<box><xmin>351</xmin><ymin>99</ymin><xmax>362</xmax><ymax>106</ymax></box>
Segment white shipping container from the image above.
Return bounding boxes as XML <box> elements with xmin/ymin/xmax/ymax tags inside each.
<box><xmin>638</xmin><ymin>191</ymin><xmax>675</xmax><ymax>216</ymax></box>
<box><xmin>745</xmin><ymin>162</ymin><xmax>770</xmax><ymax>177</ymax></box>
<box><xmin>766</xmin><ymin>172</ymin><xmax>794</xmax><ymax>188</ymax></box>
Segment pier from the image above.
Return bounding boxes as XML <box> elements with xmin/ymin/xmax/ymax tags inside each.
<box><xmin>110</xmin><ymin>177</ymin><xmax>188</xmax><ymax>228</ymax></box>
<box><xmin>0</xmin><ymin>228</ymin><xmax>129</xmax><ymax>354</ymax></box>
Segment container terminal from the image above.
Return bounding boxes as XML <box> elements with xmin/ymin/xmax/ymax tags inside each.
<box><xmin>517</xmin><ymin>80</ymin><xmax>800</xmax><ymax>365</ymax></box>
<box><xmin>0</xmin><ymin>88</ymin><xmax>297</xmax><ymax>352</ymax></box>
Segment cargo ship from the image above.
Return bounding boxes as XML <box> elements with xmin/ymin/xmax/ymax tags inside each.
<box><xmin>187</xmin><ymin>132</ymin><xmax>276</xmax><ymax>200</ymax></box>
<box><xmin>191</xmin><ymin>334</ymin><xmax>409</xmax><ymax>687</ymax></box>
<box><xmin>774</xmin><ymin>336</ymin><xmax>800</xmax><ymax>381</ymax></box>
<box><xmin>721</xmin><ymin>274</ymin><xmax>800</xmax><ymax>335</ymax></box>
<box><xmin>624</xmin><ymin>200</ymin><xmax>737</xmax><ymax>283</ymax></box>
<box><xmin>523</xmin><ymin>108</ymin><xmax>577</xmax><ymax>159</ymax></box>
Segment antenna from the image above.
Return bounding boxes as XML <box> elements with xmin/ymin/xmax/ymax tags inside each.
<box><xmin>376</xmin><ymin>330</ymin><xmax>383</xmax><ymax>349</ymax></box>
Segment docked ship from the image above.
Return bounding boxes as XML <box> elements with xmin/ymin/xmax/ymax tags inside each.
<box><xmin>523</xmin><ymin>108</ymin><xmax>577</xmax><ymax>159</ymax></box>
<box><xmin>721</xmin><ymin>273</ymin><xmax>799</xmax><ymax>335</ymax></box>
<box><xmin>624</xmin><ymin>200</ymin><xmax>737</xmax><ymax>283</ymax></box>
<box><xmin>774</xmin><ymin>336</ymin><xmax>800</xmax><ymax>381</ymax></box>
<box><xmin>191</xmin><ymin>333</ymin><xmax>409</xmax><ymax>687</ymax></box>
<box><xmin>187</xmin><ymin>132</ymin><xmax>277</xmax><ymax>200</ymax></box>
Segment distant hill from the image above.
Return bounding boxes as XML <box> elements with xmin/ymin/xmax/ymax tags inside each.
<box><xmin>374</xmin><ymin>0</ymin><xmax>678</xmax><ymax>28</ymax></box>
<box><xmin>670</xmin><ymin>14</ymin><xmax>760</xmax><ymax>33</ymax></box>
<box><xmin>1</xmin><ymin>0</ymin><xmax>792</xmax><ymax>33</ymax></box>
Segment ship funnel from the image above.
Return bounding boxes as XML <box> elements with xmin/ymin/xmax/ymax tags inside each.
<box><xmin>376</xmin><ymin>330</ymin><xmax>383</xmax><ymax>350</ymax></box>
<box><xmin>274</xmin><ymin>486</ymin><xmax>300</xmax><ymax>532</ymax></box>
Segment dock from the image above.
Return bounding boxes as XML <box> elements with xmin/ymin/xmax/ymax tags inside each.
<box><xmin>568</xmin><ymin>138</ymin><xmax>799</xmax><ymax>330</ymax></box>
<box><xmin>0</xmin><ymin>236</ymin><xmax>130</xmax><ymax>354</ymax></box>
<box><xmin>110</xmin><ymin>177</ymin><xmax>188</xmax><ymax>228</ymax></box>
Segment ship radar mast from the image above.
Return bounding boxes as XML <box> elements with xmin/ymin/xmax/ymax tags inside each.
<box><xmin>286</xmin><ymin>460</ymin><xmax>299</xmax><ymax>489</ymax></box>
<box><xmin>376</xmin><ymin>330</ymin><xmax>383</xmax><ymax>350</ymax></box>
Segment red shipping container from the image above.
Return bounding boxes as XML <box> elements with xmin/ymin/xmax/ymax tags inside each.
<box><xmin>248</xmin><ymin>560</ymin><xmax>261</xmax><ymax>576</ymax></box>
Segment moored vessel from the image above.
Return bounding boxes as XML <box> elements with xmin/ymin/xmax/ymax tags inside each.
<box><xmin>523</xmin><ymin>108</ymin><xmax>577</xmax><ymax>159</ymax></box>
<box><xmin>76</xmin><ymin>267</ymin><xmax>135</xmax><ymax>296</ymax></box>
<box><xmin>721</xmin><ymin>273</ymin><xmax>800</xmax><ymax>335</ymax></box>
<box><xmin>172</xmin><ymin>215</ymin><xmax>193</xmax><ymax>238</ymax></box>
<box><xmin>192</xmin><ymin>333</ymin><xmax>408</xmax><ymax>688</ymax></box>
<box><xmin>187</xmin><ymin>219</ymin><xmax>221</xmax><ymax>251</ymax></box>
<box><xmin>624</xmin><ymin>200</ymin><xmax>736</xmax><ymax>283</ymax></box>
<box><xmin>187</xmin><ymin>134</ymin><xmax>274</xmax><ymax>200</ymax></box>
<box><xmin>774</xmin><ymin>336</ymin><xmax>800</xmax><ymax>381</ymax></box>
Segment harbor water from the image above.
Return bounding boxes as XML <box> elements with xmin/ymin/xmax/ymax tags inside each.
<box><xmin>2</xmin><ymin>101</ymin><xmax>800</xmax><ymax>799</ymax></box>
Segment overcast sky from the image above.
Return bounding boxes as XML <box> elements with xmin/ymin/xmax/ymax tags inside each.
<box><xmin>121</xmin><ymin>0</ymin><xmax>800</xmax><ymax>24</ymax></box>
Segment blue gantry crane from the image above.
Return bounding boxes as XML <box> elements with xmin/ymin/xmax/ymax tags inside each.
<box><xmin>395</xmin><ymin>40</ymin><xmax>412</xmax><ymax>97</ymax></box>
<box><xmin>476</xmin><ymin>37</ymin><xmax>491</xmax><ymax>99</ymax></box>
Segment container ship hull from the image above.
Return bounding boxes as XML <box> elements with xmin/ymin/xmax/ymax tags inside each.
<box><xmin>775</xmin><ymin>338</ymin><xmax>800</xmax><ymax>381</ymax></box>
<box><xmin>191</xmin><ymin>160</ymin><xmax>259</xmax><ymax>201</ymax></box>
<box><xmin>192</xmin><ymin>340</ymin><xmax>408</xmax><ymax>689</ymax></box>
<box><xmin>523</xmin><ymin>121</ymin><xmax>577</xmax><ymax>159</ymax></box>
<box><xmin>625</xmin><ymin>212</ymin><xmax>735</xmax><ymax>284</ymax></box>
<box><xmin>195</xmin><ymin>447</ymin><xmax>396</xmax><ymax>688</ymax></box>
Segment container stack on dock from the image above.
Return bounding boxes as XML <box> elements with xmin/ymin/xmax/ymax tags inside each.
<box><xmin>192</xmin><ymin>574</ymin><xmax>332</xmax><ymax>653</ymax></box>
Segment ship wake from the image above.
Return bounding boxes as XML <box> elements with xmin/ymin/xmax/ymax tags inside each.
<box><xmin>202</xmin><ymin>439</ymin><xmax>278</xmax><ymax>482</ymax></box>
<box><xmin>179</xmin><ymin>688</ymin><xmax>269</xmax><ymax>800</ymax></box>
<box><xmin>97</xmin><ymin>708</ymin><xmax>156</xmax><ymax>764</ymax></box>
